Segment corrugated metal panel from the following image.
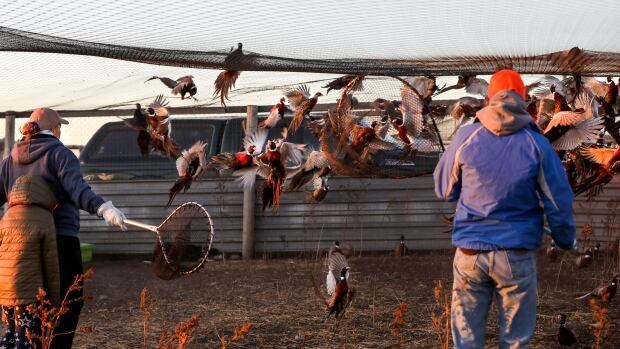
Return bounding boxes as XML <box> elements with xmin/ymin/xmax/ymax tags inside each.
<box><xmin>77</xmin><ymin>176</ymin><xmax>620</xmax><ymax>254</ymax></box>
<box><xmin>80</xmin><ymin>176</ymin><xmax>454</xmax><ymax>254</ymax></box>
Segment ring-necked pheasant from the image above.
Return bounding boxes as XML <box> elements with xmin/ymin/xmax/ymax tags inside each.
<box><xmin>575</xmin><ymin>275</ymin><xmax>618</xmax><ymax>302</ymax></box>
<box><xmin>394</xmin><ymin>235</ymin><xmax>408</xmax><ymax>257</ymax></box>
<box><xmin>146</xmin><ymin>75</ymin><xmax>197</xmax><ymax>100</ymax></box>
<box><xmin>556</xmin><ymin>314</ymin><xmax>577</xmax><ymax>348</ymax></box>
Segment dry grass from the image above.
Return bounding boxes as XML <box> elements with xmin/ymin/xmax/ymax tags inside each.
<box><xmin>36</xmin><ymin>249</ymin><xmax>619</xmax><ymax>349</ymax></box>
<box><xmin>430</xmin><ymin>280</ymin><xmax>450</xmax><ymax>349</ymax></box>
<box><xmin>26</xmin><ymin>268</ymin><xmax>94</xmax><ymax>349</ymax></box>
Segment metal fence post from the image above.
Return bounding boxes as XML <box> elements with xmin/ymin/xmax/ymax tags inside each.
<box><xmin>3</xmin><ymin>114</ymin><xmax>15</xmax><ymax>160</ymax></box>
<box><xmin>242</xmin><ymin>105</ymin><xmax>258</xmax><ymax>259</ymax></box>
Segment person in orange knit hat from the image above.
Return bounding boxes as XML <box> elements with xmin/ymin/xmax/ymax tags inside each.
<box><xmin>434</xmin><ymin>69</ymin><xmax>576</xmax><ymax>348</ymax></box>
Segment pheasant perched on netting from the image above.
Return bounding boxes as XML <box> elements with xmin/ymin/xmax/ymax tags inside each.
<box><xmin>213</xmin><ymin>43</ymin><xmax>256</xmax><ymax>110</ymax></box>
<box><xmin>145</xmin><ymin>75</ymin><xmax>197</xmax><ymax>100</ymax></box>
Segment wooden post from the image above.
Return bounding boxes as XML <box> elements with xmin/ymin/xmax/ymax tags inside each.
<box><xmin>3</xmin><ymin>114</ymin><xmax>15</xmax><ymax>160</ymax></box>
<box><xmin>242</xmin><ymin>105</ymin><xmax>258</xmax><ymax>260</ymax></box>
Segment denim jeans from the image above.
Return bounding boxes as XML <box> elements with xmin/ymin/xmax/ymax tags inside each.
<box><xmin>451</xmin><ymin>248</ymin><xmax>537</xmax><ymax>349</ymax></box>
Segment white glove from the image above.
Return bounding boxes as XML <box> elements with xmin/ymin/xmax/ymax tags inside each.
<box><xmin>97</xmin><ymin>201</ymin><xmax>127</xmax><ymax>231</ymax></box>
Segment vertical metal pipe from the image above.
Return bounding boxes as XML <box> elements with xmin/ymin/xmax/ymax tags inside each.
<box><xmin>3</xmin><ymin>114</ymin><xmax>15</xmax><ymax>160</ymax></box>
<box><xmin>242</xmin><ymin>105</ymin><xmax>258</xmax><ymax>259</ymax></box>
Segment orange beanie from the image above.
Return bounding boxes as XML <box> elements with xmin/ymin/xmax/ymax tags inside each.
<box><xmin>487</xmin><ymin>69</ymin><xmax>526</xmax><ymax>100</ymax></box>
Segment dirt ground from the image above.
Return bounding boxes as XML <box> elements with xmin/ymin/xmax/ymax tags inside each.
<box><xmin>36</xmin><ymin>248</ymin><xmax>620</xmax><ymax>348</ymax></box>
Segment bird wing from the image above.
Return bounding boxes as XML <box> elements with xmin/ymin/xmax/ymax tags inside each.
<box><xmin>326</xmin><ymin>251</ymin><xmax>349</xmax><ymax>295</ymax></box>
<box><xmin>148</xmin><ymin>94</ymin><xmax>169</xmax><ymax>109</ymax></box>
<box><xmin>147</xmin><ymin>76</ymin><xmax>177</xmax><ymax>89</ymax></box>
<box><xmin>528</xmin><ymin>76</ymin><xmax>566</xmax><ymax>98</ymax></box>
<box><xmin>262</xmin><ymin>106</ymin><xmax>281</xmax><ymax>128</ymax></box>
<box><xmin>172</xmin><ymin>76</ymin><xmax>195</xmax><ymax>95</ymax></box>
<box><xmin>550</xmin><ymin>117</ymin><xmax>604</xmax><ymax>151</ymax></box>
<box><xmin>401</xmin><ymin>84</ymin><xmax>424</xmax><ymax>139</ymax></box>
<box><xmin>465</xmin><ymin>78</ymin><xmax>489</xmax><ymax>97</ymax></box>
<box><xmin>232</xmin><ymin>166</ymin><xmax>260</xmax><ymax>191</ymax></box>
<box><xmin>278</xmin><ymin>141</ymin><xmax>306</xmax><ymax>165</ymax></box>
<box><xmin>374</xmin><ymin>122</ymin><xmax>390</xmax><ymax>139</ymax></box>
<box><xmin>544</xmin><ymin>111</ymin><xmax>586</xmax><ymax>132</ymax></box>
<box><xmin>304</xmin><ymin>150</ymin><xmax>330</xmax><ymax>171</ymax></box>
<box><xmin>401</xmin><ymin>77</ymin><xmax>429</xmax><ymax>96</ymax></box>
<box><xmin>243</xmin><ymin>128</ymin><xmax>269</xmax><ymax>154</ymax></box>
<box><xmin>581</xmin><ymin>147</ymin><xmax>617</xmax><ymax>165</ymax></box>
<box><xmin>175</xmin><ymin>75</ymin><xmax>194</xmax><ymax>83</ymax></box>
<box><xmin>124</xmin><ymin>106</ymin><xmax>148</xmax><ymax>130</ymax></box>
<box><xmin>326</xmin><ymin>271</ymin><xmax>338</xmax><ymax>296</ymax></box>
<box><xmin>582</xmin><ymin>77</ymin><xmax>607</xmax><ymax>98</ymax></box>
<box><xmin>175</xmin><ymin>141</ymin><xmax>207</xmax><ymax>177</ymax></box>
<box><xmin>284</xmin><ymin>85</ymin><xmax>311</xmax><ymax>109</ymax></box>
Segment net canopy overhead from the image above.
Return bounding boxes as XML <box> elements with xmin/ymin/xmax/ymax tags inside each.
<box><xmin>1</xmin><ymin>0</ymin><xmax>620</xmax><ymax>111</ymax></box>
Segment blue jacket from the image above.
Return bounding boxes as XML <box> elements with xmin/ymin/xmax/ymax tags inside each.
<box><xmin>433</xmin><ymin>90</ymin><xmax>575</xmax><ymax>250</ymax></box>
<box><xmin>0</xmin><ymin>134</ymin><xmax>105</xmax><ymax>237</ymax></box>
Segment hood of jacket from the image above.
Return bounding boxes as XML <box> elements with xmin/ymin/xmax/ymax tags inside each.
<box><xmin>11</xmin><ymin>135</ymin><xmax>64</xmax><ymax>165</ymax></box>
<box><xmin>9</xmin><ymin>175</ymin><xmax>56</xmax><ymax>210</ymax></box>
<box><xmin>476</xmin><ymin>90</ymin><xmax>533</xmax><ymax>136</ymax></box>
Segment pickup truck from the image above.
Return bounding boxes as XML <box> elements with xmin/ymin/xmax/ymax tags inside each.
<box><xmin>79</xmin><ymin>116</ymin><xmax>321</xmax><ymax>180</ymax></box>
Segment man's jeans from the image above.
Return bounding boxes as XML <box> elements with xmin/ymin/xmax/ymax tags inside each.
<box><xmin>451</xmin><ymin>248</ymin><xmax>537</xmax><ymax>349</ymax></box>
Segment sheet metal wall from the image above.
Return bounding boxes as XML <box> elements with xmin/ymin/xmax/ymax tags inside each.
<box><xmin>79</xmin><ymin>176</ymin><xmax>620</xmax><ymax>255</ymax></box>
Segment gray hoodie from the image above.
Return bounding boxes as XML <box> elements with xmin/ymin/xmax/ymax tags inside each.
<box><xmin>0</xmin><ymin>134</ymin><xmax>105</xmax><ymax>237</ymax></box>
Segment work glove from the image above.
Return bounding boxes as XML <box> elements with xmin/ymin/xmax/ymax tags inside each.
<box><xmin>97</xmin><ymin>201</ymin><xmax>127</xmax><ymax>231</ymax></box>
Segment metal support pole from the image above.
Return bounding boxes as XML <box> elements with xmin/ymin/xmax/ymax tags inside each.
<box><xmin>3</xmin><ymin>114</ymin><xmax>15</xmax><ymax>160</ymax></box>
<box><xmin>242</xmin><ymin>105</ymin><xmax>258</xmax><ymax>260</ymax></box>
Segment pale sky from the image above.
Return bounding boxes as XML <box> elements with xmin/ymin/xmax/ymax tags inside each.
<box><xmin>1</xmin><ymin>0</ymin><xmax>619</xmax><ymax>144</ymax></box>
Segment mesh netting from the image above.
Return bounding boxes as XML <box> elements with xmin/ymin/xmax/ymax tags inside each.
<box><xmin>149</xmin><ymin>202</ymin><xmax>213</xmax><ymax>280</ymax></box>
<box><xmin>2</xmin><ymin>25</ymin><xmax>620</xmax><ymax>76</ymax></box>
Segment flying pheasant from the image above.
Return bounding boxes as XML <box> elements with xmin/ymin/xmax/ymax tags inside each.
<box><xmin>286</xmin><ymin>150</ymin><xmax>331</xmax><ymax>193</ymax></box>
<box><xmin>254</xmin><ymin>130</ymin><xmax>305</xmax><ymax>211</ymax></box>
<box><xmin>167</xmin><ymin>141</ymin><xmax>208</xmax><ymax>206</ymax></box>
<box><xmin>259</xmin><ymin>97</ymin><xmax>291</xmax><ymax>129</ymax></box>
<box><xmin>542</xmin><ymin>92</ymin><xmax>603</xmax><ymax>150</ymax></box>
<box><xmin>574</xmin><ymin>146</ymin><xmax>620</xmax><ymax>196</ymax></box>
<box><xmin>323</xmin><ymin>75</ymin><xmax>364</xmax><ymax>95</ymax></box>
<box><xmin>143</xmin><ymin>95</ymin><xmax>181</xmax><ymax>158</ymax></box>
<box><xmin>122</xmin><ymin>103</ymin><xmax>151</xmax><ymax>157</ymax></box>
<box><xmin>146</xmin><ymin>75</ymin><xmax>197</xmax><ymax>100</ymax></box>
<box><xmin>284</xmin><ymin>84</ymin><xmax>323</xmax><ymax>133</ymax></box>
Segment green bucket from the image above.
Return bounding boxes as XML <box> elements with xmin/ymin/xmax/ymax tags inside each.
<box><xmin>80</xmin><ymin>243</ymin><xmax>94</xmax><ymax>263</ymax></box>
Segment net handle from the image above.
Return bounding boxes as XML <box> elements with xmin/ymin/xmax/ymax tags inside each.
<box><xmin>124</xmin><ymin>219</ymin><xmax>158</xmax><ymax>233</ymax></box>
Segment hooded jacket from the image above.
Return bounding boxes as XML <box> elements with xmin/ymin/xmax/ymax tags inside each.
<box><xmin>0</xmin><ymin>175</ymin><xmax>60</xmax><ymax>306</ymax></box>
<box><xmin>434</xmin><ymin>90</ymin><xmax>576</xmax><ymax>250</ymax></box>
<box><xmin>0</xmin><ymin>134</ymin><xmax>105</xmax><ymax>237</ymax></box>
